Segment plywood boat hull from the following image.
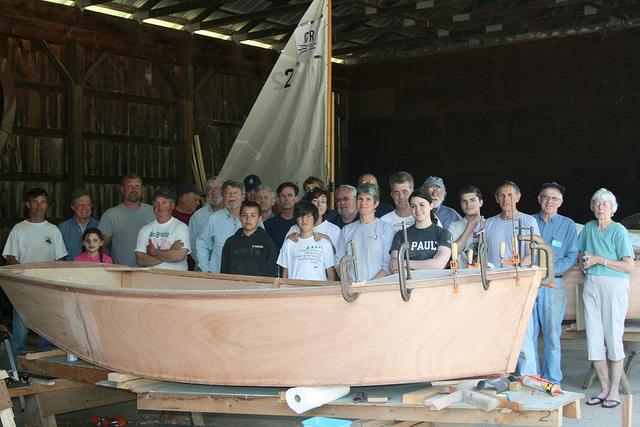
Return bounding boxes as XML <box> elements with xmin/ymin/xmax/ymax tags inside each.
<box><xmin>0</xmin><ymin>263</ymin><xmax>542</xmax><ymax>387</ymax></box>
<box><xmin>563</xmin><ymin>261</ymin><xmax>640</xmax><ymax>320</ymax></box>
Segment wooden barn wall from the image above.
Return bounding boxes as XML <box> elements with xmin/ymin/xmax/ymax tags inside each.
<box><xmin>346</xmin><ymin>28</ymin><xmax>640</xmax><ymax>224</ymax></box>
<box><xmin>0</xmin><ymin>1</ymin><xmax>278</xmax><ymax>255</ymax></box>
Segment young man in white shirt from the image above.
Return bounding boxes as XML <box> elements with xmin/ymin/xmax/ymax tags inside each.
<box><xmin>381</xmin><ymin>171</ymin><xmax>415</xmax><ymax>232</ymax></box>
<box><xmin>447</xmin><ymin>185</ymin><xmax>484</xmax><ymax>267</ymax></box>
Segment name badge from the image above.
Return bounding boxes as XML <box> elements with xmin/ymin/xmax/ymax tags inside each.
<box><xmin>551</xmin><ymin>239</ymin><xmax>562</xmax><ymax>248</ymax></box>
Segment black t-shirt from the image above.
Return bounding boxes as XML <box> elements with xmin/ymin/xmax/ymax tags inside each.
<box><xmin>264</xmin><ymin>215</ymin><xmax>296</xmax><ymax>250</ymax></box>
<box><xmin>391</xmin><ymin>224</ymin><xmax>452</xmax><ymax>261</ymax></box>
<box><xmin>330</xmin><ymin>213</ymin><xmax>359</xmax><ymax>229</ymax></box>
<box><xmin>376</xmin><ymin>201</ymin><xmax>394</xmax><ymax>218</ymax></box>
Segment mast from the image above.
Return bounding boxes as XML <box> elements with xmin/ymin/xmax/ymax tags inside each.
<box><xmin>326</xmin><ymin>0</ymin><xmax>335</xmax><ymax>208</ymax></box>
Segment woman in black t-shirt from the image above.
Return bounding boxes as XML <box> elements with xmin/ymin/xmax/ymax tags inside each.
<box><xmin>390</xmin><ymin>188</ymin><xmax>452</xmax><ymax>273</ymax></box>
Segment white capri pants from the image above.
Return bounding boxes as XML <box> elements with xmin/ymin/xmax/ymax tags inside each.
<box><xmin>583</xmin><ymin>274</ymin><xmax>629</xmax><ymax>361</ymax></box>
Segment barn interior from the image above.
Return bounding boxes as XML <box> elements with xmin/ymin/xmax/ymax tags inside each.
<box><xmin>1</xmin><ymin>0</ymin><xmax>640</xmax><ymax>234</ymax></box>
<box><xmin>1</xmin><ymin>1</ymin><xmax>640</xmax><ymax>425</ymax></box>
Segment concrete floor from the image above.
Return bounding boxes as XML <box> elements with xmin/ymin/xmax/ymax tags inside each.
<box><xmin>10</xmin><ymin>335</ymin><xmax>640</xmax><ymax>427</ymax></box>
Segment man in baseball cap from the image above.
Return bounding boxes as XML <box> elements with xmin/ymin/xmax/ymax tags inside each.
<box><xmin>423</xmin><ymin>176</ymin><xmax>462</xmax><ymax>229</ymax></box>
<box><xmin>244</xmin><ymin>174</ymin><xmax>262</xmax><ymax>202</ymax></box>
<box><xmin>135</xmin><ymin>187</ymin><xmax>190</xmax><ymax>271</ymax></box>
<box><xmin>173</xmin><ymin>184</ymin><xmax>204</xmax><ymax>226</ymax></box>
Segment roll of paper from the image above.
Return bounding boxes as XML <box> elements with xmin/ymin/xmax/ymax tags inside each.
<box><xmin>285</xmin><ymin>386</ymin><xmax>350</xmax><ymax>414</ymax></box>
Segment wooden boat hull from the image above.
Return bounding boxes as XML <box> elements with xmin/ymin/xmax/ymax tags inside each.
<box><xmin>563</xmin><ymin>261</ymin><xmax>640</xmax><ymax>320</ymax></box>
<box><xmin>0</xmin><ymin>263</ymin><xmax>542</xmax><ymax>387</ymax></box>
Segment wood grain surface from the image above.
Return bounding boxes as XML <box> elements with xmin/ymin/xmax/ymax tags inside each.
<box><xmin>0</xmin><ymin>263</ymin><xmax>542</xmax><ymax>387</ymax></box>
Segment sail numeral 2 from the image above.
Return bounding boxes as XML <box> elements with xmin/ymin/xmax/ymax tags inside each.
<box><xmin>284</xmin><ymin>68</ymin><xmax>294</xmax><ymax>88</ymax></box>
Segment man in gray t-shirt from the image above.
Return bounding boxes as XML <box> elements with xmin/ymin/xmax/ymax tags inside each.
<box><xmin>485</xmin><ymin>181</ymin><xmax>540</xmax><ymax>267</ymax></box>
<box><xmin>484</xmin><ymin>180</ymin><xmax>540</xmax><ymax>381</ymax></box>
<box><xmin>99</xmin><ymin>173</ymin><xmax>155</xmax><ymax>266</ymax></box>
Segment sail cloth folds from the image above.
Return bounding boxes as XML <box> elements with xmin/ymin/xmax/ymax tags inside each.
<box><xmin>217</xmin><ymin>0</ymin><xmax>328</xmax><ymax>189</ymax></box>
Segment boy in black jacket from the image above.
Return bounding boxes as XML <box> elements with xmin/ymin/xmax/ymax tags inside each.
<box><xmin>220</xmin><ymin>201</ymin><xmax>278</xmax><ymax>277</ymax></box>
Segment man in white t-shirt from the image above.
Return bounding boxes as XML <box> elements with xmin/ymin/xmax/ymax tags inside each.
<box><xmin>135</xmin><ymin>188</ymin><xmax>190</xmax><ymax>271</ymax></box>
<box><xmin>278</xmin><ymin>201</ymin><xmax>336</xmax><ymax>281</ymax></box>
<box><xmin>3</xmin><ymin>188</ymin><xmax>67</xmax><ymax>357</ymax></box>
<box><xmin>447</xmin><ymin>185</ymin><xmax>484</xmax><ymax>267</ymax></box>
<box><xmin>381</xmin><ymin>171</ymin><xmax>415</xmax><ymax>232</ymax></box>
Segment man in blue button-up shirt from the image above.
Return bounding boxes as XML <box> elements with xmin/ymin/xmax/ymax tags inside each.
<box><xmin>530</xmin><ymin>182</ymin><xmax>578</xmax><ymax>384</ymax></box>
<box><xmin>196</xmin><ymin>180</ymin><xmax>264</xmax><ymax>273</ymax></box>
<box><xmin>58</xmin><ymin>190</ymin><xmax>100</xmax><ymax>261</ymax></box>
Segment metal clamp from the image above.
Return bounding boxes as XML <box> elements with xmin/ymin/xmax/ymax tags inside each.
<box><xmin>478</xmin><ymin>238</ymin><xmax>490</xmax><ymax>290</ymax></box>
<box><xmin>398</xmin><ymin>243</ymin><xmax>411</xmax><ymax>301</ymax></box>
<box><xmin>338</xmin><ymin>255</ymin><xmax>359</xmax><ymax>302</ymax></box>
<box><xmin>519</xmin><ymin>234</ymin><xmax>555</xmax><ymax>284</ymax></box>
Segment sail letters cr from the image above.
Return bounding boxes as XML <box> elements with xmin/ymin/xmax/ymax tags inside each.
<box><xmin>295</xmin><ymin>18</ymin><xmax>324</xmax><ymax>61</ymax></box>
<box><xmin>218</xmin><ymin>0</ymin><xmax>328</xmax><ymax>188</ymax></box>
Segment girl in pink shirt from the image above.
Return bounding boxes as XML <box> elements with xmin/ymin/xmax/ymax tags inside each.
<box><xmin>74</xmin><ymin>228</ymin><xmax>113</xmax><ymax>264</ymax></box>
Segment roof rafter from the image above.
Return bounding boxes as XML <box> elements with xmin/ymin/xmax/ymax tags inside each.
<box><xmin>192</xmin><ymin>2</ymin><xmax>312</xmax><ymax>31</ymax></box>
<box><xmin>136</xmin><ymin>0</ymin><xmax>215</xmax><ymax>20</ymax></box>
<box><xmin>334</xmin><ymin>2</ymin><xmax>640</xmax><ymax>58</ymax></box>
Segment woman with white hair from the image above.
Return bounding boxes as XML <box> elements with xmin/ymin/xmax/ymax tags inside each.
<box><xmin>580</xmin><ymin>188</ymin><xmax>634</xmax><ymax>409</ymax></box>
<box><xmin>335</xmin><ymin>183</ymin><xmax>395</xmax><ymax>281</ymax></box>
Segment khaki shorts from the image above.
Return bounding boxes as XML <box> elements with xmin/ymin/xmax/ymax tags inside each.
<box><xmin>583</xmin><ymin>274</ymin><xmax>629</xmax><ymax>361</ymax></box>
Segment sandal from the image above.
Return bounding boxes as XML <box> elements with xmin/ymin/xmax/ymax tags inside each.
<box><xmin>585</xmin><ymin>396</ymin><xmax>605</xmax><ymax>405</ymax></box>
<box><xmin>602</xmin><ymin>399</ymin><xmax>621</xmax><ymax>409</ymax></box>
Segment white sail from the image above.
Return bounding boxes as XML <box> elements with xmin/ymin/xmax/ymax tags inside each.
<box><xmin>217</xmin><ymin>0</ymin><xmax>329</xmax><ymax>189</ymax></box>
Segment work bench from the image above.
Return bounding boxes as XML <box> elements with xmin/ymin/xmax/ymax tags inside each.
<box><xmin>10</xmin><ymin>351</ymin><xmax>133</xmax><ymax>427</ymax></box>
<box><xmin>12</xmin><ymin>352</ymin><xmax>585</xmax><ymax>427</ymax></box>
<box><xmin>130</xmin><ymin>381</ymin><xmax>582</xmax><ymax>427</ymax></box>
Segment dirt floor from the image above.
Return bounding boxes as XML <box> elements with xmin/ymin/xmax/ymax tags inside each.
<box><xmin>6</xmin><ymin>330</ymin><xmax>640</xmax><ymax>427</ymax></box>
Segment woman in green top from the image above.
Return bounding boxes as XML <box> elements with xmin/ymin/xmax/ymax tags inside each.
<box><xmin>579</xmin><ymin>188</ymin><xmax>634</xmax><ymax>408</ymax></box>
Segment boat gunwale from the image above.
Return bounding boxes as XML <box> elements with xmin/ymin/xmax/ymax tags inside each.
<box><xmin>0</xmin><ymin>263</ymin><xmax>544</xmax><ymax>300</ymax></box>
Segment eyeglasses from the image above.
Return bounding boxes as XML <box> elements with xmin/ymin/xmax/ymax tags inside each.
<box><xmin>540</xmin><ymin>195</ymin><xmax>562</xmax><ymax>203</ymax></box>
<box><xmin>593</xmin><ymin>201</ymin><xmax>611</xmax><ymax>207</ymax></box>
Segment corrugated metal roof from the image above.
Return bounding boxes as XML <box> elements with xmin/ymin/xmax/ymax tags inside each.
<box><xmin>41</xmin><ymin>0</ymin><xmax>640</xmax><ymax>62</ymax></box>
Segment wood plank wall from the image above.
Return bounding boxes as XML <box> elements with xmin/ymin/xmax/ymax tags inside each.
<box><xmin>0</xmin><ymin>1</ymin><xmax>280</xmax><ymax>255</ymax></box>
<box><xmin>346</xmin><ymin>28</ymin><xmax>640</xmax><ymax>224</ymax></box>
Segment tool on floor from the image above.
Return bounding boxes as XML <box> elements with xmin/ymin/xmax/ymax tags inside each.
<box><xmin>0</xmin><ymin>325</ymin><xmax>26</xmax><ymax>410</ymax></box>
<box><xmin>476</xmin><ymin>378</ymin><xmax>510</xmax><ymax>393</ymax></box>
<box><xmin>520</xmin><ymin>375</ymin><xmax>562</xmax><ymax>397</ymax></box>
<box><xmin>89</xmin><ymin>416</ymin><xmax>128</xmax><ymax>426</ymax></box>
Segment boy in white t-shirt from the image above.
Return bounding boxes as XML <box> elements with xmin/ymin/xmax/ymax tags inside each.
<box><xmin>277</xmin><ymin>201</ymin><xmax>336</xmax><ymax>281</ymax></box>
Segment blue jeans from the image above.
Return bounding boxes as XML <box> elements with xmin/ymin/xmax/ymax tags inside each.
<box><xmin>12</xmin><ymin>309</ymin><xmax>56</xmax><ymax>359</ymax></box>
<box><xmin>517</xmin><ymin>278</ymin><xmax>568</xmax><ymax>383</ymax></box>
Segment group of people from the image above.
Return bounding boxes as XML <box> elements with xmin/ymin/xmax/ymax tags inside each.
<box><xmin>1</xmin><ymin>170</ymin><xmax>635</xmax><ymax>409</ymax></box>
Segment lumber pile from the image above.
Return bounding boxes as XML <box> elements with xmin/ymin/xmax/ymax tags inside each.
<box><xmin>401</xmin><ymin>378</ymin><xmax>528</xmax><ymax>413</ymax></box>
<box><xmin>107</xmin><ymin>372</ymin><xmax>162</xmax><ymax>390</ymax></box>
